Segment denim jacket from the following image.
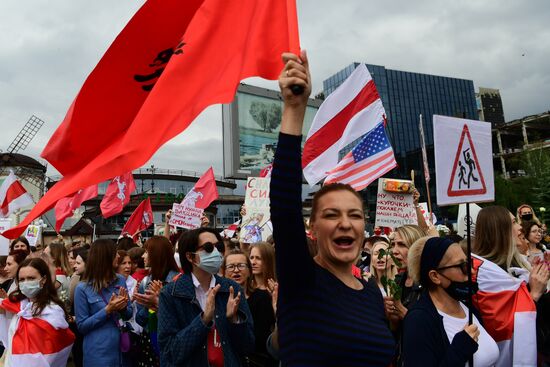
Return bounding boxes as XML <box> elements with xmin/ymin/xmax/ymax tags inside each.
<box><xmin>75</xmin><ymin>274</ymin><xmax>132</xmax><ymax>367</ymax></box>
<box><xmin>158</xmin><ymin>273</ymin><xmax>255</xmax><ymax>367</ymax></box>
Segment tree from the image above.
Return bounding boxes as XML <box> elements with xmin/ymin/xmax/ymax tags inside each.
<box><xmin>249</xmin><ymin>101</ymin><xmax>281</xmax><ymax>133</ymax></box>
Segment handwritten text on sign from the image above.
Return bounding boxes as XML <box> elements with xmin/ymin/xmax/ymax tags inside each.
<box><xmin>375</xmin><ymin>179</ymin><xmax>417</xmax><ymax>228</ymax></box>
<box><xmin>169</xmin><ymin>203</ymin><xmax>203</xmax><ymax>229</ymax></box>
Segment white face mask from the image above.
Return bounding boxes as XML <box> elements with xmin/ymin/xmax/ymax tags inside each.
<box><xmin>19</xmin><ymin>279</ymin><xmax>42</xmax><ymax>299</ymax></box>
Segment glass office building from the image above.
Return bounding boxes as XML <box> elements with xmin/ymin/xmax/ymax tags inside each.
<box><xmin>324</xmin><ymin>63</ymin><xmax>478</xmax><ymax>221</ymax></box>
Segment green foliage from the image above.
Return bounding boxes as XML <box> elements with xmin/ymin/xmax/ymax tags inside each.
<box><xmin>249</xmin><ymin>101</ymin><xmax>282</xmax><ymax>133</ymax></box>
<box><xmin>377</xmin><ymin>248</ymin><xmax>402</xmax><ymax>299</ymax></box>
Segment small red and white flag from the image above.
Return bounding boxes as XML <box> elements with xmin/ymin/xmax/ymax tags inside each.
<box><xmin>222</xmin><ymin>219</ymin><xmax>241</xmax><ymax>238</ymax></box>
<box><xmin>181</xmin><ymin>167</ymin><xmax>218</xmax><ymax>209</ymax></box>
<box><xmin>0</xmin><ymin>298</ymin><xmax>74</xmax><ymax>367</ymax></box>
<box><xmin>122</xmin><ymin>197</ymin><xmax>153</xmax><ymax>239</ymax></box>
<box><xmin>54</xmin><ymin>185</ymin><xmax>98</xmax><ymax>232</ymax></box>
<box><xmin>471</xmin><ymin>254</ymin><xmax>537</xmax><ymax>366</ymax></box>
<box><xmin>259</xmin><ymin>164</ymin><xmax>273</xmax><ymax>178</ymax></box>
<box><xmin>100</xmin><ymin>172</ymin><xmax>136</xmax><ymax>218</ymax></box>
<box><xmin>0</xmin><ymin>171</ymin><xmax>34</xmax><ymax>218</ymax></box>
<box><xmin>302</xmin><ymin>64</ymin><xmax>394</xmax><ymax>187</ymax></box>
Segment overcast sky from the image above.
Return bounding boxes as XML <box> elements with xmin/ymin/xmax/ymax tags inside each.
<box><xmin>0</xmin><ymin>0</ymin><xmax>548</xmax><ymax>178</ymax></box>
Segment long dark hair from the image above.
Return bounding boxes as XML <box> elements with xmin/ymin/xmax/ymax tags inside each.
<box><xmin>9</xmin><ymin>237</ymin><xmax>30</xmax><ymax>254</ymax></box>
<box><xmin>83</xmin><ymin>239</ymin><xmax>117</xmax><ymax>292</ymax></box>
<box><xmin>144</xmin><ymin>236</ymin><xmax>179</xmax><ymax>281</ymax></box>
<box><xmin>179</xmin><ymin>228</ymin><xmax>223</xmax><ymax>274</ymax></box>
<box><xmin>10</xmin><ymin>258</ymin><xmax>67</xmax><ymax>318</ymax></box>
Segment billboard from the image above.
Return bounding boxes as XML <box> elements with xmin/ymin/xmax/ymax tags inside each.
<box><xmin>222</xmin><ymin>84</ymin><xmax>321</xmax><ymax>179</ymax></box>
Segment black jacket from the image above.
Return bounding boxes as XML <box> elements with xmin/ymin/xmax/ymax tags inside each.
<box><xmin>402</xmin><ymin>291</ymin><xmax>478</xmax><ymax>367</ymax></box>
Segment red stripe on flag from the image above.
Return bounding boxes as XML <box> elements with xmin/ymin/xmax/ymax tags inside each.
<box><xmin>302</xmin><ymin>81</ymin><xmax>379</xmax><ymax>168</ymax></box>
<box><xmin>0</xmin><ymin>181</ymin><xmax>28</xmax><ymax>212</ymax></box>
<box><xmin>346</xmin><ymin>160</ymin><xmax>397</xmax><ymax>188</ymax></box>
<box><xmin>472</xmin><ymin>283</ymin><xmax>535</xmax><ymax>342</ymax></box>
<box><xmin>12</xmin><ymin>318</ymin><xmax>74</xmax><ymax>354</ymax></box>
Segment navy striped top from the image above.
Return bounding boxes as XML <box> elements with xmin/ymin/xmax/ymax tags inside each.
<box><xmin>270</xmin><ymin>133</ymin><xmax>395</xmax><ymax>366</ymax></box>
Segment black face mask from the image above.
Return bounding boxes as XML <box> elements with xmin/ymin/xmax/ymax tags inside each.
<box><xmin>361</xmin><ymin>250</ymin><xmax>370</xmax><ymax>258</ymax></box>
<box><xmin>443</xmin><ymin>280</ymin><xmax>479</xmax><ymax>302</ymax></box>
<box><xmin>521</xmin><ymin>213</ymin><xmax>533</xmax><ymax>221</ymax></box>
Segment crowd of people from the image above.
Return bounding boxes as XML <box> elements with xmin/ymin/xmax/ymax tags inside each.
<box><xmin>0</xmin><ymin>52</ymin><xmax>548</xmax><ymax>367</ymax></box>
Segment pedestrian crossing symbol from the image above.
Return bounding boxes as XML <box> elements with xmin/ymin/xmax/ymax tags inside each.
<box><xmin>433</xmin><ymin>115</ymin><xmax>494</xmax><ymax>206</ymax></box>
<box><xmin>447</xmin><ymin>124</ymin><xmax>487</xmax><ymax>196</ymax></box>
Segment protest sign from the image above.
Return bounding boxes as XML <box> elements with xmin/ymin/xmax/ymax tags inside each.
<box><xmin>457</xmin><ymin>203</ymin><xmax>482</xmax><ymax>238</ymax></box>
<box><xmin>418</xmin><ymin>202</ymin><xmax>437</xmax><ymax>225</ymax></box>
<box><xmin>434</xmin><ymin>115</ymin><xmax>494</xmax><ymax>206</ymax></box>
<box><xmin>24</xmin><ymin>225</ymin><xmax>42</xmax><ymax>247</ymax></box>
<box><xmin>0</xmin><ymin>219</ymin><xmax>12</xmax><ymax>255</ymax></box>
<box><xmin>169</xmin><ymin>203</ymin><xmax>203</xmax><ymax>230</ymax></box>
<box><xmin>240</xmin><ymin>177</ymin><xmax>272</xmax><ymax>243</ymax></box>
<box><xmin>375</xmin><ymin>179</ymin><xmax>417</xmax><ymax>228</ymax></box>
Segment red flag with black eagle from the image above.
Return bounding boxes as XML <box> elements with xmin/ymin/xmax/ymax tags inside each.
<box><xmin>3</xmin><ymin>0</ymin><xmax>300</xmax><ymax>238</ymax></box>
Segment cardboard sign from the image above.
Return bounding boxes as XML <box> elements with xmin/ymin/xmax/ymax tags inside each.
<box><xmin>240</xmin><ymin>177</ymin><xmax>272</xmax><ymax>243</ymax></box>
<box><xmin>434</xmin><ymin>115</ymin><xmax>494</xmax><ymax>206</ymax></box>
<box><xmin>0</xmin><ymin>219</ymin><xmax>12</xmax><ymax>256</ymax></box>
<box><xmin>24</xmin><ymin>225</ymin><xmax>42</xmax><ymax>247</ymax></box>
<box><xmin>169</xmin><ymin>203</ymin><xmax>203</xmax><ymax>229</ymax></box>
<box><xmin>457</xmin><ymin>203</ymin><xmax>482</xmax><ymax>238</ymax></box>
<box><xmin>375</xmin><ymin>179</ymin><xmax>417</xmax><ymax>228</ymax></box>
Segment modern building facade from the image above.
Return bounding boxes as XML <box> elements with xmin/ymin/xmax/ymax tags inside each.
<box><xmin>324</xmin><ymin>63</ymin><xmax>478</xmax><ymax>220</ymax></box>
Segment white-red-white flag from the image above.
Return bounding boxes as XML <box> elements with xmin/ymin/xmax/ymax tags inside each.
<box><xmin>471</xmin><ymin>254</ymin><xmax>537</xmax><ymax>366</ymax></box>
<box><xmin>302</xmin><ymin>64</ymin><xmax>390</xmax><ymax>186</ymax></box>
<box><xmin>181</xmin><ymin>167</ymin><xmax>218</xmax><ymax>209</ymax></box>
<box><xmin>54</xmin><ymin>185</ymin><xmax>98</xmax><ymax>232</ymax></box>
<box><xmin>0</xmin><ymin>171</ymin><xmax>33</xmax><ymax>218</ymax></box>
<box><xmin>0</xmin><ymin>298</ymin><xmax>74</xmax><ymax>367</ymax></box>
<box><xmin>100</xmin><ymin>172</ymin><xmax>136</xmax><ymax>218</ymax></box>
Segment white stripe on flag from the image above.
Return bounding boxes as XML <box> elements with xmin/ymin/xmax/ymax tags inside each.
<box><xmin>305</xmin><ymin>65</ymin><xmax>373</xmax><ymax>139</ymax></box>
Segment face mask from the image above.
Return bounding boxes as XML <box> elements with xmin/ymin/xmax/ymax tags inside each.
<box><xmin>443</xmin><ymin>280</ymin><xmax>479</xmax><ymax>302</ymax></box>
<box><xmin>361</xmin><ymin>250</ymin><xmax>370</xmax><ymax>258</ymax></box>
<box><xmin>19</xmin><ymin>280</ymin><xmax>42</xmax><ymax>299</ymax></box>
<box><xmin>196</xmin><ymin>248</ymin><xmax>223</xmax><ymax>274</ymax></box>
<box><xmin>521</xmin><ymin>213</ymin><xmax>533</xmax><ymax>221</ymax></box>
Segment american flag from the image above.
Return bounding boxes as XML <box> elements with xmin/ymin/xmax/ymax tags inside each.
<box><xmin>324</xmin><ymin>122</ymin><xmax>397</xmax><ymax>190</ymax></box>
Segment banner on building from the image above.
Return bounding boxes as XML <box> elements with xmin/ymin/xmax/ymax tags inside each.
<box><xmin>240</xmin><ymin>177</ymin><xmax>272</xmax><ymax>243</ymax></box>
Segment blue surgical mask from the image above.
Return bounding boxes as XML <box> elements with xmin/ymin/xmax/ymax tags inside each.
<box><xmin>19</xmin><ymin>279</ymin><xmax>42</xmax><ymax>299</ymax></box>
<box><xmin>196</xmin><ymin>248</ymin><xmax>223</xmax><ymax>274</ymax></box>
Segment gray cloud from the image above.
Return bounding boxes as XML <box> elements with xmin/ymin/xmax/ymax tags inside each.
<box><xmin>0</xmin><ymin>0</ymin><xmax>548</xmax><ymax>178</ymax></box>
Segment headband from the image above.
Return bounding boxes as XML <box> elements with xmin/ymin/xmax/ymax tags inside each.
<box><xmin>420</xmin><ymin>237</ymin><xmax>454</xmax><ymax>286</ymax></box>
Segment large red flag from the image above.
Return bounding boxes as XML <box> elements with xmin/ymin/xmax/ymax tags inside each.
<box><xmin>181</xmin><ymin>167</ymin><xmax>218</xmax><ymax>209</ymax></box>
<box><xmin>122</xmin><ymin>197</ymin><xmax>153</xmax><ymax>238</ymax></box>
<box><xmin>54</xmin><ymin>185</ymin><xmax>98</xmax><ymax>232</ymax></box>
<box><xmin>2</xmin><ymin>0</ymin><xmax>299</xmax><ymax>239</ymax></box>
<box><xmin>100</xmin><ymin>172</ymin><xmax>136</xmax><ymax>218</ymax></box>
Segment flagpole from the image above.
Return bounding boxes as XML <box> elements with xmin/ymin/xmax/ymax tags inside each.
<box><xmin>419</xmin><ymin>114</ymin><xmax>433</xmax><ymax>220</ymax></box>
<box><xmin>466</xmin><ymin>202</ymin><xmax>474</xmax><ymax>367</ymax></box>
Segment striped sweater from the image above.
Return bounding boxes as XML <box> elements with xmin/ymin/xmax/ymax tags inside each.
<box><xmin>270</xmin><ymin>133</ymin><xmax>395</xmax><ymax>367</ymax></box>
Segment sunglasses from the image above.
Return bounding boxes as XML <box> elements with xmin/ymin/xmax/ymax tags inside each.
<box><xmin>196</xmin><ymin>241</ymin><xmax>224</xmax><ymax>253</ymax></box>
<box><xmin>436</xmin><ymin>261</ymin><xmax>469</xmax><ymax>275</ymax></box>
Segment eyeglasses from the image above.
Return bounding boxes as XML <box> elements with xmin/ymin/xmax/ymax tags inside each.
<box><xmin>225</xmin><ymin>263</ymin><xmax>248</xmax><ymax>272</ymax></box>
<box><xmin>436</xmin><ymin>261</ymin><xmax>469</xmax><ymax>275</ymax></box>
<box><xmin>196</xmin><ymin>241</ymin><xmax>224</xmax><ymax>253</ymax></box>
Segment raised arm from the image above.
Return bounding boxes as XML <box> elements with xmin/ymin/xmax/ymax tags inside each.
<box><xmin>270</xmin><ymin>51</ymin><xmax>315</xmax><ymax>294</ymax></box>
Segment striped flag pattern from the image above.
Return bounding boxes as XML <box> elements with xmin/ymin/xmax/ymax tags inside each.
<box><xmin>302</xmin><ymin>64</ymin><xmax>395</xmax><ymax>188</ymax></box>
<box><xmin>324</xmin><ymin>122</ymin><xmax>396</xmax><ymax>190</ymax></box>
<box><xmin>0</xmin><ymin>171</ymin><xmax>33</xmax><ymax>217</ymax></box>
